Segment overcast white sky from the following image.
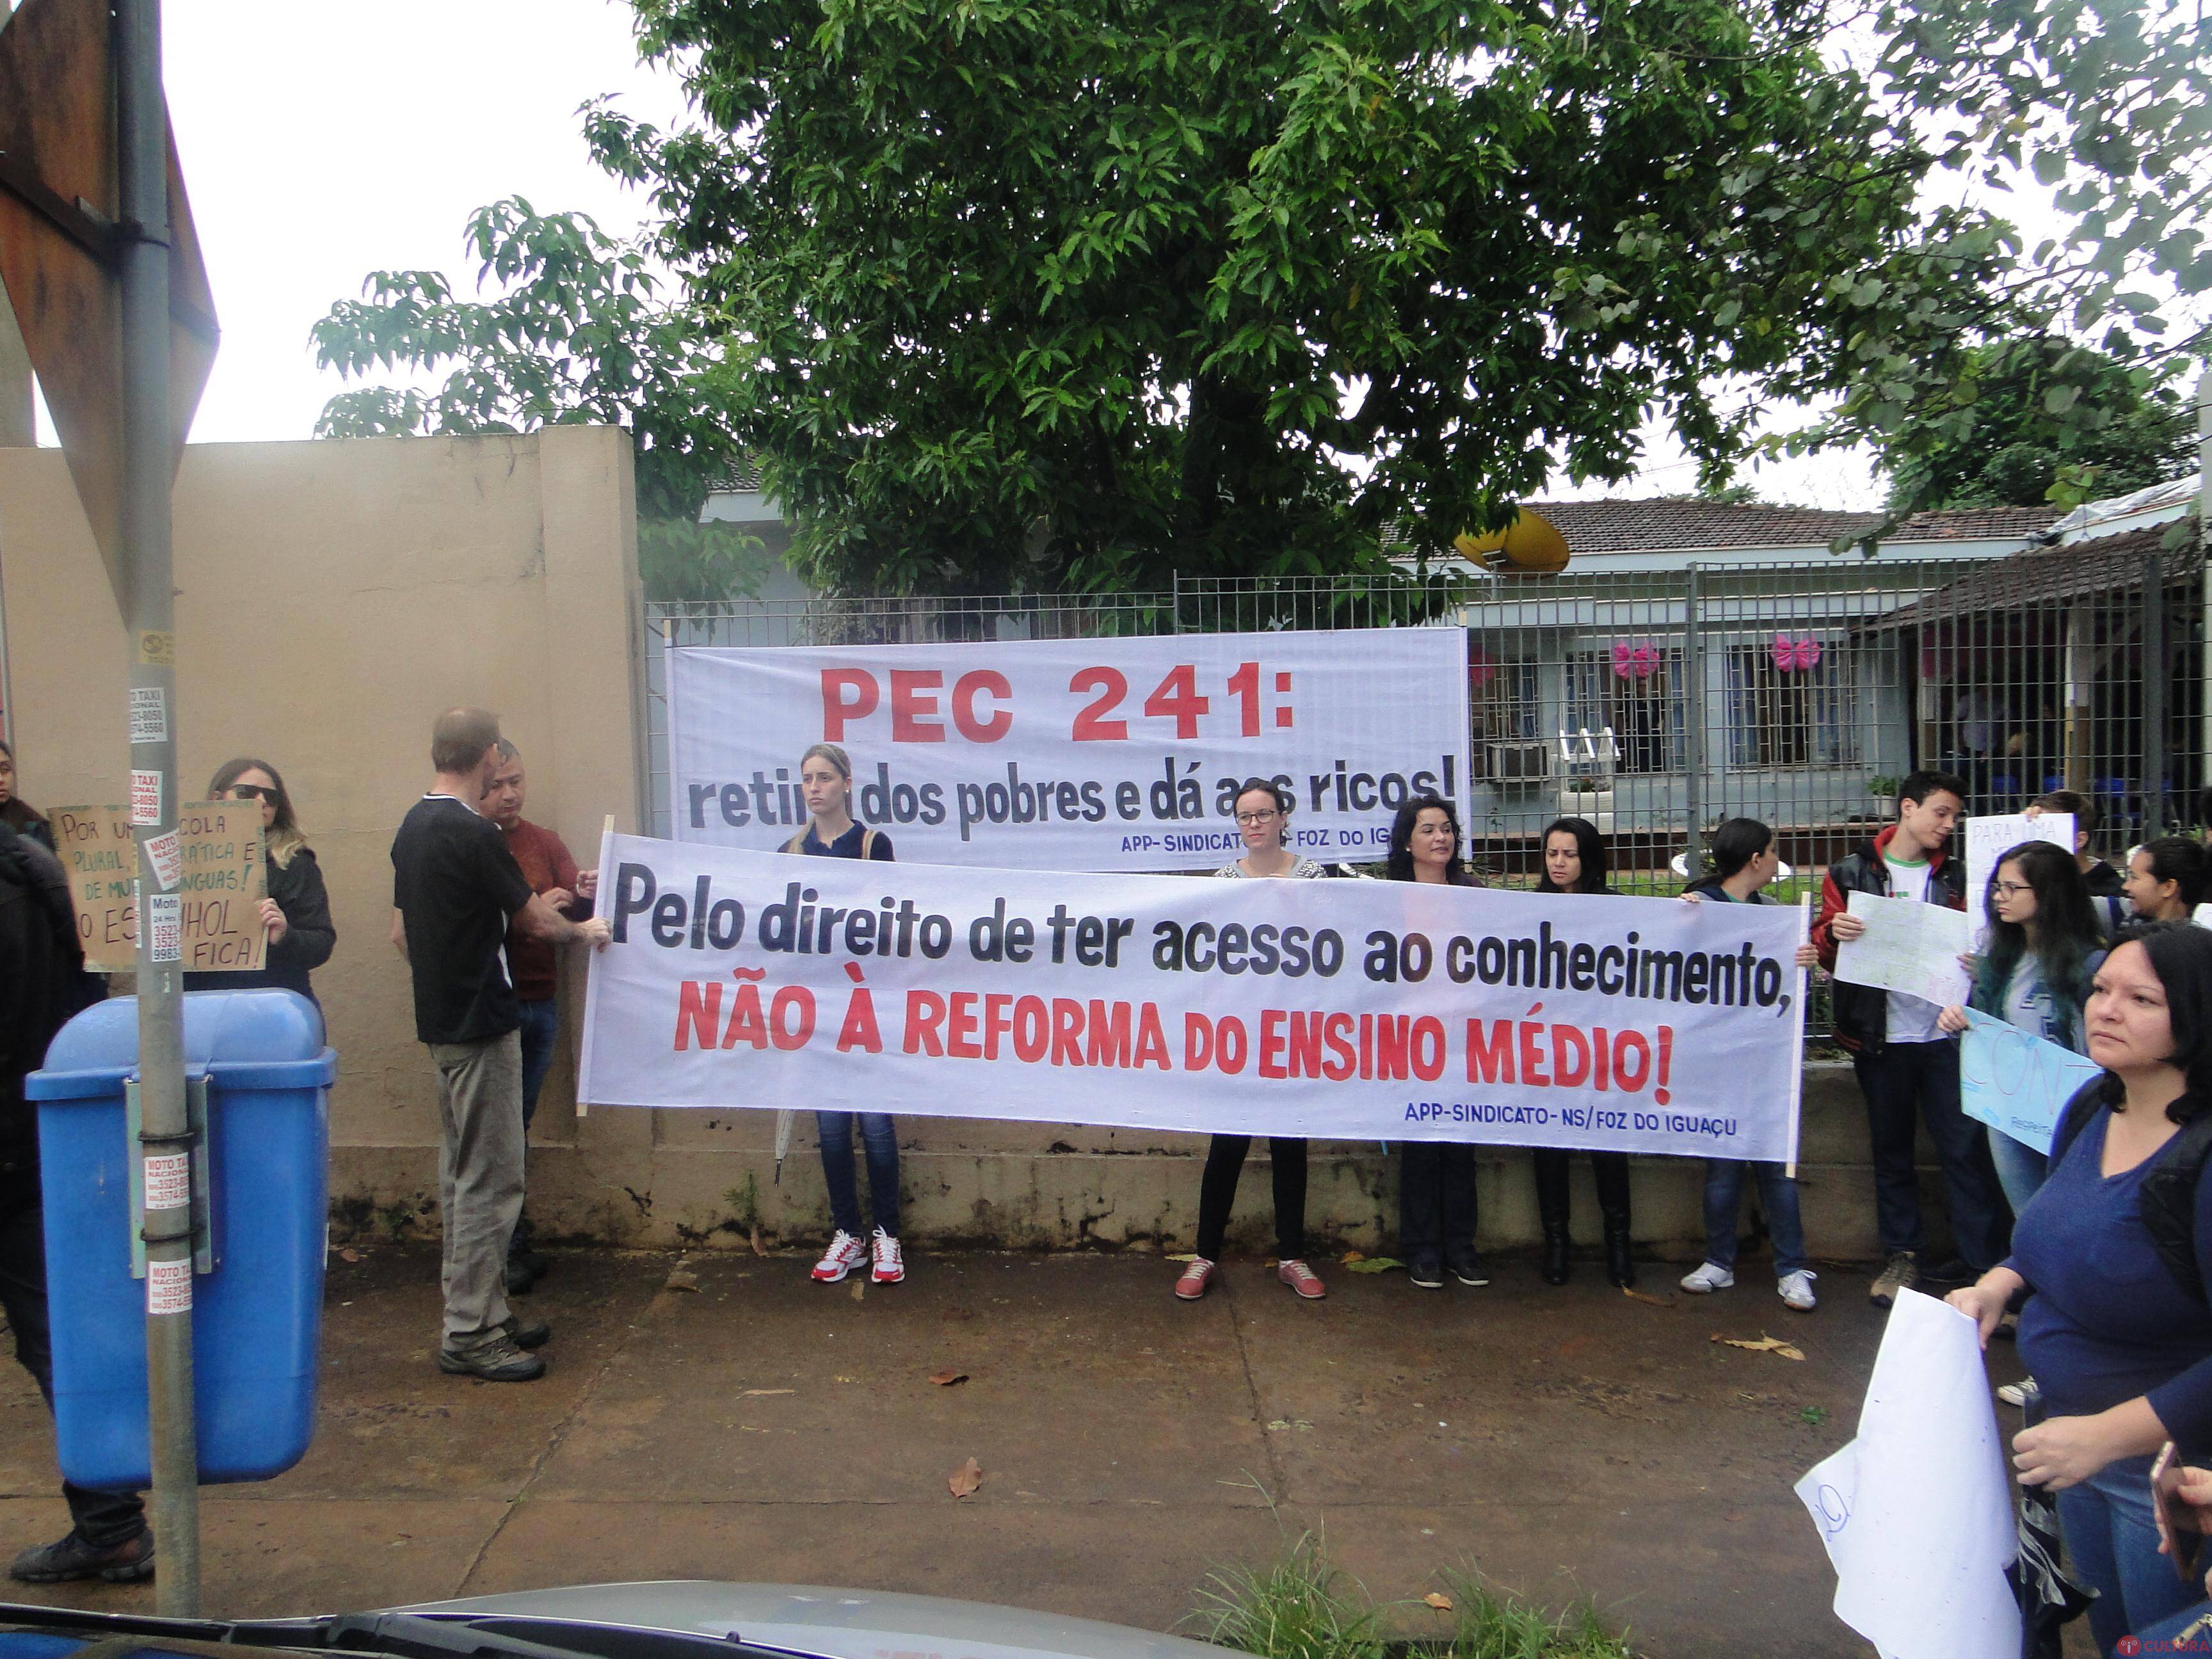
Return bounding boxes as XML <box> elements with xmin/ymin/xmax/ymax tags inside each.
<box><xmin>33</xmin><ymin>0</ymin><xmax>2071</xmax><ymax>513</ymax></box>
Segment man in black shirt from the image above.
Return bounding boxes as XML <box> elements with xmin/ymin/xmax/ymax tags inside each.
<box><xmin>390</xmin><ymin>709</ymin><xmax>609</xmax><ymax>1381</ymax></box>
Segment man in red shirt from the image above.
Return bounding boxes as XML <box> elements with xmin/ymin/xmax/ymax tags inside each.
<box><xmin>481</xmin><ymin>741</ymin><xmax>596</xmax><ymax>1294</ymax></box>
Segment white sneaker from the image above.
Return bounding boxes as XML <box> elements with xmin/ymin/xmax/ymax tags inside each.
<box><xmin>1681</xmin><ymin>1262</ymin><xmax>1735</xmax><ymax>1294</ymax></box>
<box><xmin>1778</xmin><ymin>1270</ymin><xmax>1818</xmax><ymax>1311</ymax></box>
<box><xmin>870</xmin><ymin>1227</ymin><xmax>906</xmax><ymax>1285</ymax></box>
<box><xmin>810</xmin><ymin>1230</ymin><xmax>867</xmax><ymax>1283</ymax></box>
<box><xmin>1997</xmin><ymin>1376</ymin><xmax>2037</xmax><ymax>1408</ymax></box>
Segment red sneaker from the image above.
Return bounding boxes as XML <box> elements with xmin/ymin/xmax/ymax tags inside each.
<box><xmin>811</xmin><ymin>1230</ymin><xmax>867</xmax><ymax>1283</ymax></box>
<box><xmin>1174</xmin><ymin>1258</ymin><xmax>1215</xmax><ymax>1301</ymax></box>
<box><xmin>1276</xmin><ymin>1259</ymin><xmax>1327</xmax><ymax>1300</ymax></box>
<box><xmin>870</xmin><ymin>1228</ymin><xmax>906</xmax><ymax>1284</ymax></box>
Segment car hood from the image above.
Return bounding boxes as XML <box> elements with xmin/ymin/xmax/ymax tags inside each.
<box><xmin>392</xmin><ymin>1583</ymin><xmax>1240</xmax><ymax>1659</ymax></box>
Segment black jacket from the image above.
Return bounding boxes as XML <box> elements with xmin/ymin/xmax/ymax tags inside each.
<box><xmin>0</xmin><ymin>824</ymin><xmax>90</xmax><ymax>1178</ymax></box>
<box><xmin>1810</xmin><ymin>825</ymin><xmax>1966</xmax><ymax>1056</ymax></box>
<box><xmin>183</xmin><ymin>845</ymin><xmax>335</xmax><ymax>1002</ymax></box>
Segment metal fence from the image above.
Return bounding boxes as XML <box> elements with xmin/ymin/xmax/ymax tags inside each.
<box><xmin>644</xmin><ymin>543</ymin><xmax>2208</xmax><ymax>902</ymax></box>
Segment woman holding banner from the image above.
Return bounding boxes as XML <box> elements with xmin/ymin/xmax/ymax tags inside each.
<box><xmin>781</xmin><ymin>742</ymin><xmax>906</xmax><ymax>1288</ymax></box>
<box><xmin>1387</xmin><ymin>796</ymin><xmax>1487</xmax><ymax>1290</ymax></box>
<box><xmin>183</xmin><ymin>758</ymin><xmax>335</xmax><ymax>1006</ymax></box>
<box><xmin>1530</xmin><ymin>817</ymin><xmax>1636</xmax><ymax>1287</ymax></box>
<box><xmin>1175</xmin><ymin>779</ymin><xmax>1329</xmax><ymax>1303</ymax></box>
<box><xmin>1949</xmin><ymin>922</ymin><xmax>2212</xmax><ymax>1656</ymax></box>
<box><xmin>1678</xmin><ymin>819</ymin><xmax>1822</xmax><ymax>1311</ymax></box>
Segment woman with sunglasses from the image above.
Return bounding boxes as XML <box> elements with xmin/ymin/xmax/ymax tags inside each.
<box><xmin>182</xmin><ymin>758</ymin><xmax>335</xmax><ymax>1004</ymax></box>
<box><xmin>1174</xmin><ymin>778</ymin><xmax>1330</xmax><ymax>1304</ymax></box>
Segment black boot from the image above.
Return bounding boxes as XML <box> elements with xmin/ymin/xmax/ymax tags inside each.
<box><xmin>1594</xmin><ymin>1153</ymin><xmax>1635</xmax><ymax>1288</ymax></box>
<box><xmin>1534</xmin><ymin>1151</ymin><xmax>1571</xmax><ymax>1285</ymax></box>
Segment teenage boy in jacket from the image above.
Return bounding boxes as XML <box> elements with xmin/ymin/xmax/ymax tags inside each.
<box><xmin>1812</xmin><ymin>769</ymin><xmax>2010</xmax><ymax>1309</ymax></box>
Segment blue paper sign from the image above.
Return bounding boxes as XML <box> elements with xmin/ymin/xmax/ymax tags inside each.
<box><xmin>1959</xmin><ymin>1007</ymin><xmax>2104</xmax><ymax>1154</ymax></box>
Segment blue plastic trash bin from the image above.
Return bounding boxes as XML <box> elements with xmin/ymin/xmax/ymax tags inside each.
<box><xmin>25</xmin><ymin>990</ymin><xmax>335</xmax><ymax>1490</ymax></box>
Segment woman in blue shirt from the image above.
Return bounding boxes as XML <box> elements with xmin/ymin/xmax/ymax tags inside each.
<box><xmin>1949</xmin><ymin>922</ymin><xmax>2212</xmax><ymax>1655</ymax></box>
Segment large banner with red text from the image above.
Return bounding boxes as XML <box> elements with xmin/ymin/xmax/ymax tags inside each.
<box><xmin>665</xmin><ymin>629</ymin><xmax>1471</xmax><ymax>870</ymax></box>
<box><xmin>579</xmin><ymin>836</ymin><xmax>1810</xmax><ymax>1160</ymax></box>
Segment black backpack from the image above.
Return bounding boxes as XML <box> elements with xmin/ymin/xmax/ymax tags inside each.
<box><xmin>2051</xmin><ymin>1080</ymin><xmax>2212</xmax><ymax>1306</ymax></box>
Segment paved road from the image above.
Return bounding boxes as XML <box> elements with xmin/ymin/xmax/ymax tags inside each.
<box><xmin>0</xmin><ymin>1246</ymin><xmax>2016</xmax><ymax>1655</ymax></box>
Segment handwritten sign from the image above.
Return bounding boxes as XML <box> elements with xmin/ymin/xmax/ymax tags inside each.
<box><xmin>1963</xmin><ymin>813</ymin><xmax>2072</xmax><ymax>947</ymax></box>
<box><xmin>1959</xmin><ymin>1007</ymin><xmax>2102</xmax><ymax>1155</ymax></box>
<box><xmin>50</xmin><ymin>802</ymin><xmax>266</xmax><ymax>974</ymax></box>
<box><xmin>1832</xmin><ymin>890</ymin><xmax>1973</xmax><ymax>1007</ymax></box>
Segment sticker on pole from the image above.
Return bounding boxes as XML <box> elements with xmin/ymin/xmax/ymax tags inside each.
<box><xmin>147</xmin><ymin>892</ymin><xmax>182</xmax><ymax>963</ymax></box>
<box><xmin>144</xmin><ymin>829</ymin><xmax>182</xmax><ymax>891</ymax></box>
<box><xmin>147</xmin><ymin>1256</ymin><xmax>193</xmax><ymax>1315</ymax></box>
<box><xmin>143</xmin><ymin>1152</ymin><xmax>190</xmax><ymax>1212</ymax></box>
<box><xmin>129</xmin><ymin>769</ymin><xmax>161</xmax><ymax>825</ymax></box>
<box><xmin>129</xmin><ymin>686</ymin><xmax>168</xmax><ymax>744</ymax></box>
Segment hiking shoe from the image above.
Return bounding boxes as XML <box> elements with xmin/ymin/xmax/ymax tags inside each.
<box><xmin>1869</xmin><ymin>1251</ymin><xmax>1918</xmax><ymax>1308</ymax></box>
<box><xmin>438</xmin><ymin>1331</ymin><xmax>545</xmax><ymax>1382</ymax></box>
<box><xmin>1447</xmin><ymin>1251</ymin><xmax>1491</xmax><ymax>1288</ymax></box>
<box><xmin>8</xmin><ymin>1527</ymin><xmax>154</xmax><ymax>1584</ymax></box>
<box><xmin>1409</xmin><ymin>1255</ymin><xmax>1445</xmax><ymax>1290</ymax></box>
<box><xmin>1277</xmin><ymin>1260</ymin><xmax>1327</xmax><ymax>1300</ymax></box>
<box><xmin>1925</xmin><ymin>1257</ymin><xmax>1973</xmax><ymax>1286</ymax></box>
<box><xmin>1997</xmin><ymin>1376</ymin><xmax>2039</xmax><ymax>1409</ymax></box>
<box><xmin>811</xmin><ymin>1229</ymin><xmax>867</xmax><ymax>1283</ymax></box>
<box><xmin>1681</xmin><ymin>1262</ymin><xmax>1735</xmax><ymax>1295</ymax></box>
<box><xmin>870</xmin><ymin>1227</ymin><xmax>906</xmax><ymax>1285</ymax></box>
<box><xmin>1174</xmin><ymin>1258</ymin><xmax>1216</xmax><ymax>1301</ymax></box>
<box><xmin>501</xmin><ymin>1315</ymin><xmax>551</xmax><ymax>1350</ymax></box>
<box><xmin>1778</xmin><ymin>1270</ymin><xmax>1819</xmax><ymax>1311</ymax></box>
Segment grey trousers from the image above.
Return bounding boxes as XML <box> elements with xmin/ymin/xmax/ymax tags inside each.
<box><xmin>429</xmin><ymin>1029</ymin><xmax>524</xmax><ymax>1346</ymax></box>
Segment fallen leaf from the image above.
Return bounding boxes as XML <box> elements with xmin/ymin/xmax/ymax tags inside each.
<box><xmin>1423</xmin><ymin>1593</ymin><xmax>1454</xmax><ymax>1612</ymax></box>
<box><xmin>1340</xmin><ymin>1249</ymin><xmax>1368</xmax><ymax>1265</ymax></box>
<box><xmin>1621</xmin><ymin>1287</ymin><xmax>1676</xmax><ymax>1308</ymax></box>
<box><xmin>1264</xmin><ymin>1418</ymin><xmax>1314</xmax><ymax>1432</ymax></box>
<box><xmin>749</xmin><ymin>1222</ymin><xmax>766</xmax><ymax>1258</ymax></box>
<box><xmin>1166</xmin><ymin>1253</ymin><xmax>1200</xmax><ymax>1263</ymax></box>
<box><xmin>665</xmin><ymin>1268</ymin><xmax>700</xmax><ymax>1293</ymax></box>
<box><xmin>1711</xmin><ymin>1333</ymin><xmax>1806</xmax><ymax>1361</ymax></box>
<box><xmin>338</xmin><ymin>1247</ymin><xmax>362</xmax><ymax>1264</ymax></box>
<box><xmin>739</xmin><ymin>1389</ymin><xmax>794</xmax><ymax>1397</ymax></box>
<box><xmin>948</xmin><ymin>1456</ymin><xmax>983</xmax><ymax>1498</ymax></box>
<box><xmin>835</xmin><ymin>1375</ymin><xmax>854</xmax><ymax>1383</ymax></box>
<box><xmin>929</xmin><ymin>1369</ymin><xmax>970</xmax><ymax>1387</ymax></box>
<box><xmin>1344</xmin><ymin>1256</ymin><xmax>1403</xmax><ymax>1274</ymax></box>
<box><xmin>850</xmin><ymin>1277</ymin><xmax>865</xmax><ymax>1302</ymax></box>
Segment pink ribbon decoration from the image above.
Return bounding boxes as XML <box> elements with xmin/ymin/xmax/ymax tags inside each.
<box><xmin>1771</xmin><ymin>634</ymin><xmax>1822</xmax><ymax>673</ymax></box>
<box><xmin>1610</xmin><ymin>640</ymin><xmax>1658</xmax><ymax>680</ymax></box>
<box><xmin>1468</xmin><ymin>642</ymin><xmax>1499</xmax><ymax>691</ymax></box>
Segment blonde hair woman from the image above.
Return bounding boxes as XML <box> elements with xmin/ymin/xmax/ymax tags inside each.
<box><xmin>182</xmin><ymin>758</ymin><xmax>335</xmax><ymax>1004</ymax></box>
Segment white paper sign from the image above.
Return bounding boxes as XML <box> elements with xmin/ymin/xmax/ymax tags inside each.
<box><xmin>1795</xmin><ymin>1288</ymin><xmax>2019</xmax><ymax>1659</ymax></box>
<box><xmin>1964</xmin><ymin>813</ymin><xmax>2072</xmax><ymax>947</ymax></box>
<box><xmin>666</xmin><ymin>629</ymin><xmax>1472</xmax><ymax>872</ymax></box>
<box><xmin>1834</xmin><ymin>891</ymin><xmax>1973</xmax><ymax>1006</ymax></box>
<box><xmin>145</xmin><ymin>1256</ymin><xmax>193</xmax><ymax>1315</ymax></box>
<box><xmin>143</xmin><ymin>1152</ymin><xmax>191</xmax><ymax>1212</ymax></box>
<box><xmin>579</xmin><ymin>835</ymin><xmax>1810</xmax><ymax>1158</ymax></box>
<box><xmin>128</xmin><ymin>686</ymin><xmax>168</xmax><ymax>744</ymax></box>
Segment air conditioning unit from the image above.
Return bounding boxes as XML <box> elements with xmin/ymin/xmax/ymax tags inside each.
<box><xmin>1482</xmin><ymin>739</ymin><xmax>1551</xmax><ymax>785</ymax></box>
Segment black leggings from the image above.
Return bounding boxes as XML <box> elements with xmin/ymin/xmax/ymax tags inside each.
<box><xmin>1194</xmin><ymin>1135</ymin><xmax>1308</xmax><ymax>1262</ymax></box>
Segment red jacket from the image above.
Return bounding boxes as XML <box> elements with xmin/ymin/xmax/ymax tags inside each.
<box><xmin>501</xmin><ymin>819</ymin><xmax>590</xmax><ymax>1002</ymax></box>
<box><xmin>1811</xmin><ymin>822</ymin><xmax>1967</xmax><ymax>1054</ymax></box>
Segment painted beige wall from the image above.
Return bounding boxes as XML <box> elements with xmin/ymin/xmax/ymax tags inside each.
<box><xmin>0</xmin><ymin>426</ymin><xmax>645</xmax><ymax>1221</ymax></box>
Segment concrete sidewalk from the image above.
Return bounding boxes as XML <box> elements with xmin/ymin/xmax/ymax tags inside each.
<box><xmin>0</xmin><ymin>1246</ymin><xmax>2019</xmax><ymax>1657</ymax></box>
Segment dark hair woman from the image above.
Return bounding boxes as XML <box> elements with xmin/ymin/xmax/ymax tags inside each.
<box><xmin>1678</xmin><ymin>819</ymin><xmax>1823</xmax><ymax>1312</ymax></box>
<box><xmin>2124</xmin><ymin>837</ymin><xmax>2208</xmax><ymax>924</ymax></box>
<box><xmin>182</xmin><ymin>758</ymin><xmax>335</xmax><ymax>1005</ymax></box>
<box><xmin>1176</xmin><ymin>778</ymin><xmax>1330</xmax><ymax>1304</ymax></box>
<box><xmin>1950</xmin><ymin>923</ymin><xmax>2212</xmax><ymax>1653</ymax></box>
<box><xmin>1936</xmin><ymin>839</ymin><xmax>2104</xmax><ymax>1212</ymax></box>
<box><xmin>0</xmin><ymin>741</ymin><xmax>53</xmax><ymax>851</ymax></box>
<box><xmin>780</xmin><ymin>741</ymin><xmax>902</xmax><ymax>1288</ymax></box>
<box><xmin>1387</xmin><ymin>796</ymin><xmax>1484</xmax><ymax>1290</ymax></box>
<box><xmin>1530</xmin><ymin>817</ymin><xmax>1636</xmax><ymax>1286</ymax></box>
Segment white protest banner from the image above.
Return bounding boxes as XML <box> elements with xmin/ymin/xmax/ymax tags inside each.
<box><xmin>1796</xmin><ymin>1289</ymin><xmax>2019</xmax><ymax>1659</ymax></box>
<box><xmin>665</xmin><ymin>629</ymin><xmax>1471</xmax><ymax>872</ymax></box>
<box><xmin>1833</xmin><ymin>891</ymin><xmax>1973</xmax><ymax>1007</ymax></box>
<box><xmin>1963</xmin><ymin>812</ymin><xmax>2072</xmax><ymax>947</ymax></box>
<box><xmin>1959</xmin><ymin>1007</ymin><xmax>2102</xmax><ymax>1155</ymax></box>
<box><xmin>579</xmin><ymin>836</ymin><xmax>1809</xmax><ymax>1159</ymax></box>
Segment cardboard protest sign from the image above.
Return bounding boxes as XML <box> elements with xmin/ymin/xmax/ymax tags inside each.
<box><xmin>580</xmin><ymin>836</ymin><xmax>1811</xmax><ymax>1160</ymax></box>
<box><xmin>50</xmin><ymin>801</ymin><xmax>266</xmax><ymax>973</ymax></box>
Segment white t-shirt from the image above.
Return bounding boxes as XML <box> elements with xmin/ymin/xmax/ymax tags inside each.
<box><xmin>1883</xmin><ymin>853</ymin><xmax>1945</xmax><ymax>1043</ymax></box>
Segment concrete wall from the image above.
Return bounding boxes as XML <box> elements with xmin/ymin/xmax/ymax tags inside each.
<box><xmin>1</xmin><ymin>431</ymin><xmax>1946</xmax><ymax>1267</ymax></box>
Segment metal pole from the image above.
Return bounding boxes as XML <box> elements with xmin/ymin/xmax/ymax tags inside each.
<box><xmin>0</xmin><ymin>0</ymin><xmax>30</xmax><ymax>449</ymax></box>
<box><xmin>117</xmin><ymin>0</ymin><xmax>200</xmax><ymax>1614</ymax></box>
<box><xmin>2144</xmin><ymin>549</ymin><xmax>2168</xmax><ymax>837</ymax></box>
<box><xmin>2199</xmin><ymin>369</ymin><xmax>2211</xmax><ymax>830</ymax></box>
<box><xmin>1681</xmin><ymin>563</ymin><xmax>1705</xmax><ymax>881</ymax></box>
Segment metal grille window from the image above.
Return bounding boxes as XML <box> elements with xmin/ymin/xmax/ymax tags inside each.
<box><xmin>1564</xmin><ymin>646</ymin><xmax>1683</xmax><ymax>774</ymax></box>
<box><xmin>1725</xmin><ymin>639</ymin><xmax>1855</xmax><ymax>769</ymax></box>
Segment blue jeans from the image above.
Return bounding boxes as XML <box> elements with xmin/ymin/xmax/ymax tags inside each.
<box><xmin>2058</xmin><ymin>1453</ymin><xmax>2204</xmax><ymax>1655</ymax></box>
<box><xmin>1853</xmin><ymin>1039</ymin><xmax>2010</xmax><ymax>1270</ymax></box>
<box><xmin>516</xmin><ymin>997</ymin><xmax>559</xmax><ymax>1129</ymax></box>
<box><xmin>2135</xmin><ymin>1599</ymin><xmax>2212</xmax><ymax>1651</ymax></box>
<box><xmin>1701</xmin><ymin>1160</ymin><xmax>1807</xmax><ymax>1276</ymax></box>
<box><xmin>818</xmin><ymin>1111</ymin><xmax>900</xmax><ymax>1239</ymax></box>
<box><xmin>1988</xmin><ymin>1125</ymin><xmax>2049</xmax><ymax>1217</ymax></box>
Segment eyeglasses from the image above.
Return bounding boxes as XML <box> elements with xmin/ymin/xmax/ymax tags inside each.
<box><xmin>226</xmin><ymin>784</ymin><xmax>278</xmax><ymax>803</ymax></box>
<box><xmin>1234</xmin><ymin>810</ymin><xmax>1281</xmax><ymax>826</ymax></box>
<box><xmin>1992</xmin><ymin>881</ymin><xmax>2032</xmax><ymax>899</ymax></box>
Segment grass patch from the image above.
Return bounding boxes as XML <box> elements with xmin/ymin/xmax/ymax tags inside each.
<box><xmin>1189</xmin><ymin>1535</ymin><xmax>1633</xmax><ymax>1659</ymax></box>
